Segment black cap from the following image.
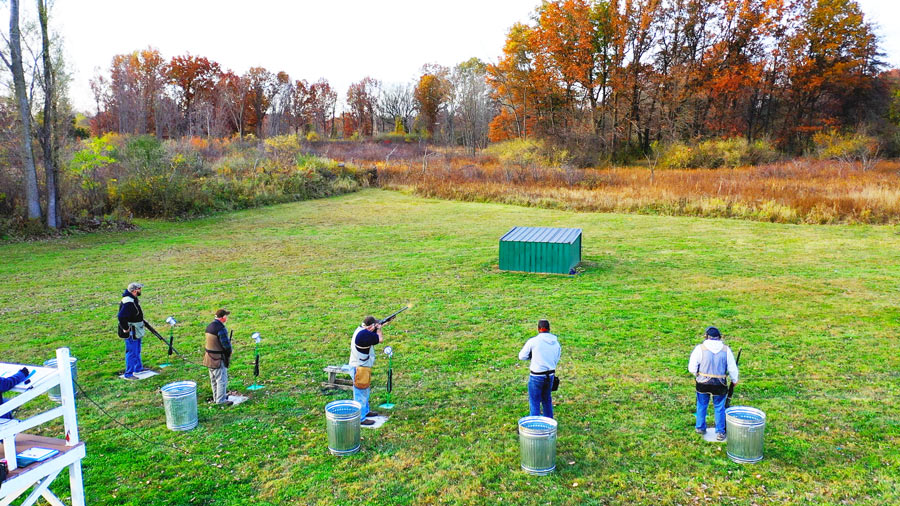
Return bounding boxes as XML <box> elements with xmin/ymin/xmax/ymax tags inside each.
<box><xmin>363</xmin><ymin>316</ymin><xmax>378</xmax><ymax>326</ymax></box>
<box><xmin>705</xmin><ymin>326</ymin><xmax>721</xmax><ymax>339</ymax></box>
<box><xmin>215</xmin><ymin>309</ymin><xmax>231</xmax><ymax>318</ymax></box>
<box><xmin>538</xmin><ymin>319</ymin><xmax>550</xmax><ymax>331</ymax></box>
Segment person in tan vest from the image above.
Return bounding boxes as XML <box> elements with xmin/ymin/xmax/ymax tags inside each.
<box><xmin>203</xmin><ymin>309</ymin><xmax>233</xmax><ymax>406</ymax></box>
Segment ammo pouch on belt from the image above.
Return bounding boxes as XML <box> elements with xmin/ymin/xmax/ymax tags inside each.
<box><xmin>354</xmin><ymin>366</ymin><xmax>372</xmax><ymax>389</ymax></box>
<box><xmin>695</xmin><ymin>380</ymin><xmax>728</xmax><ymax>396</ymax></box>
<box><xmin>129</xmin><ymin>321</ymin><xmax>146</xmax><ymax>340</ymax></box>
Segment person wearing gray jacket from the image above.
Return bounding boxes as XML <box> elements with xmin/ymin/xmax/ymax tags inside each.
<box><xmin>518</xmin><ymin>319</ymin><xmax>561</xmax><ymax>418</ymax></box>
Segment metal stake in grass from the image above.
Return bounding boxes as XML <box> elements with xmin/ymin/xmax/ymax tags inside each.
<box><xmin>247</xmin><ymin>332</ymin><xmax>264</xmax><ymax>391</ymax></box>
<box><xmin>379</xmin><ymin>346</ymin><xmax>395</xmax><ymax>410</ymax></box>
<box><xmin>160</xmin><ymin>316</ymin><xmax>178</xmax><ymax>368</ymax></box>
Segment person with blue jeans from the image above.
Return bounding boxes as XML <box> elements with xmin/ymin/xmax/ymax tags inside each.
<box><xmin>688</xmin><ymin>326</ymin><xmax>739</xmax><ymax>440</ymax></box>
<box><xmin>349</xmin><ymin>316</ymin><xmax>384</xmax><ymax>426</ymax></box>
<box><xmin>117</xmin><ymin>282</ymin><xmax>146</xmax><ymax>379</ymax></box>
<box><xmin>518</xmin><ymin>319</ymin><xmax>561</xmax><ymax>419</ymax></box>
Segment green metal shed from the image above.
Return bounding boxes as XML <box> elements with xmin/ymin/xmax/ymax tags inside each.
<box><xmin>499</xmin><ymin>226</ymin><xmax>582</xmax><ymax>274</ymax></box>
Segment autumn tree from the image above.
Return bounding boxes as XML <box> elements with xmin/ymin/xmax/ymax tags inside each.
<box><xmin>346</xmin><ymin>77</ymin><xmax>380</xmax><ymax>137</ymax></box>
<box><xmin>450</xmin><ymin>58</ymin><xmax>495</xmax><ymax>152</ymax></box>
<box><xmin>217</xmin><ymin>70</ymin><xmax>250</xmax><ymax>137</ymax></box>
<box><xmin>487</xmin><ymin>23</ymin><xmax>541</xmax><ymax>141</ymax></box>
<box><xmin>167</xmin><ymin>54</ymin><xmax>221</xmax><ymax>136</ymax></box>
<box><xmin>245</xmin><ymin>66</ymin><xmax>277</xmax><ymax>138</ymax></box>
<box><xmin>309</xmin><ymin>79</ymin><xmax>337</xmax><ymax>137</ymax></box>
<box><xmin>1</xmin><ymin>0</ymin><xmax>41</xmax><ymax>220</ymax></box>
<box><xmin>267</xmin><ymin>71</ymin><xmax>293</xmax><ymax>136</ymax></box>
<box><xmin>378</xmin><ymin>83</ymin><xmax>417</xmax><ymax>134</ymax></box>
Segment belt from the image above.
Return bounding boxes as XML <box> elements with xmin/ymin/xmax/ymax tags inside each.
<box><xmin>530</xmin><ymin>369</ymin><xmax>555</xmax><ymax>376</ymax></box>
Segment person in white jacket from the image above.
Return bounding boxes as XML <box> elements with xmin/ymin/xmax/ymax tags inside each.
<box><xmin>688</xmin><ymin>326</ymin><xmax>739</xmax><ymax>440</ymax></box>
<box><xmin>519</xmin><ymin>319</ymin><xmax>561</xmax><ymax>419</ymax></box>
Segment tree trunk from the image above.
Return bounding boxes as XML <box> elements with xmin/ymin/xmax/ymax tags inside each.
<box><xmin>7</xmin><ymin>0</ymin><xmax>42</xmax><ymax>221</ymax></box>
<box><xmin>38</xmin><ymin>0</ymin><xmax>59</xmax><ymax>228</ymax></box>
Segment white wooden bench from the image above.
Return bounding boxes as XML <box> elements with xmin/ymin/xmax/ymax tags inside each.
<box><xmin>322</xmin><ymin>365</ymin><xmax>354</xmax><ymax>390</ymax></box>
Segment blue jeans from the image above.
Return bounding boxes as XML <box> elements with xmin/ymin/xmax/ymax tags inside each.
<box><xmin>351</xmin><ymin>367</ymin><xmax>370</xmax><ymax>421</ymax></box>
<box><xmin>124</xmin><ymin>338</ymin><xmax>143</xmax><ymax>376</ymax></box>
<box><xmin>696</xmin><ymin>391</ymin><xmax>728</xmax><ymax>434</ymax></box>
<box><xmin>528</xmin><ymin>374</ymin><xmax>553</xmax><ymax>418</ymax></box>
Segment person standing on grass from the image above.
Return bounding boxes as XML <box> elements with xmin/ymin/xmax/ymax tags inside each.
<box><xmin>518</xmin><ymin>319</ymin><xmax>561</xmax><ymax>419</ymax></box>
<box><xmin>688</xmin><ymin>326</ymin><xmax>739</xmax><ymax>440</ymax></box>
<box><xmin>117</xmin><ymin>282</ymin><xmax>146</xmax><ymax>380</ymax></box>
<box><xmin>349</xmin><ymin>316</ymin><xmax>384</xmax><ymax>426</ymax></box>
<box><xmin>204</xmin><ymin>309</ymin><xmax>233</xmax><ymax>406</ymax></box>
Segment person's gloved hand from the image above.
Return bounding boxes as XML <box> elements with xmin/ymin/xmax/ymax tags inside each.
<box><xmin>19</xmin><ymin>367</ymin><xmax>29</xmax><ymax>376</ymax></box>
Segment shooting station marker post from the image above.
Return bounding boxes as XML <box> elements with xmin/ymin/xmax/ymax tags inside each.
<box><xmin>379</xmin><ymin>346</ymin><xmax>395</xmax><ymax>410</ymax></box>
<box><xmin>159</xmin><ymin>316</ymin><xmax>178</xmax><ymax>368</ymax></box>
<box><xmin>247</xmin><ymin>332</ymin><xmax>263</xmax><ymax>391</ymax></box>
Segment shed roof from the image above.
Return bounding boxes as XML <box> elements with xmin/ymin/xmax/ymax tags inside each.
<box><xmin>499</xmin><ymin>226</ymin><xmax>582</xmax><ymax>244</ymax></box>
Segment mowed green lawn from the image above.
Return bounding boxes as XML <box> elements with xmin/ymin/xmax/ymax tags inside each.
<box><xmin>1</xmin><ymin>189</ymin><xmax>898</xmax><ymax>505</ymax></box>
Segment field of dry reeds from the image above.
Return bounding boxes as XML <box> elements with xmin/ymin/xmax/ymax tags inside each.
<box><xmin>305</xmin><ymin>141</ymin><xmax>900</xmax><ymax>225</ymax></box>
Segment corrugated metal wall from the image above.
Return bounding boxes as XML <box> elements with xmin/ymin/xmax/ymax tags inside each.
<box><xmin>499</xmin><ymin>227</ymin><xmax>582</xmax><ymax>274</ymax></box>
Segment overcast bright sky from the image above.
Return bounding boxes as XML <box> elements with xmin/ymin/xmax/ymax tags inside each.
<box><xmin>53</xmin><ymin>0</ymin><xmax>900</xmax><ymax>113</ymax></box>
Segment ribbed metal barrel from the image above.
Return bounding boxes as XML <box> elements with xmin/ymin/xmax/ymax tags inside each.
<box><xmin>518</xmin><ymin>416</ymin><xmax>557</xmax><ymax>475</ymax></box>
<box><xmin>43</xmin><ymin>357</ymin><xmax>77</xmax><ymax>403</ymax></box>
<box><xmin>161</xmin><ymin>381</ymin><xmax>198</xmax><ymax>431</ymax></box>
<box><xmin>325</xmin><ymin>400</ymin><xmax>361</xmax><ymax>456</ymax></box>
<box><xmin>726</xmin><ymin>406</ymin><xmax>766</xmax><ymax>463</ymax></box>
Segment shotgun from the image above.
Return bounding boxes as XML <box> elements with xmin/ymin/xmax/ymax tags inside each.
<box><xmin>725</xmin><ymin>348</ymin><xmax>742</xmax><ymax>408</ymax></box>
<box><xmin>378</xmin><ymin>306</ymin><xmax>409</xmax><ymax>325</ymax></box>
<box><xmin>144</xmin><ymin>320</ymin><xmax>183</xmax><ymax>356</ymax></box>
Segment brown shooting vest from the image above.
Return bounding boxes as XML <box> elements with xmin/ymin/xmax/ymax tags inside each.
<box><xmin>203</xmin><ymin>332</ymin><xmax>226</xmax><ymax>368</ymax></box>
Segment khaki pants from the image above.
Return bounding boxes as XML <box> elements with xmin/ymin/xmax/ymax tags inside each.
<box><xmin>209</xmin><ymin>366</ymin><xmax>228</xmax><ymax>404</ymax></box>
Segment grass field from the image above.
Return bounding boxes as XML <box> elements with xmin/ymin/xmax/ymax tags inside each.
<box><xmin>1</xmin><ymin>189</ymin><xmax>898</xmax><ymax>505</ymax></box>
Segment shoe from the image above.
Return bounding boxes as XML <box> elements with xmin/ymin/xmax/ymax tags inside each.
<box><xmin>219</xmin><ymin>401</ymin><xmax>233</xmax><ymax>407</ymax></box>
<box><xmin>366</xmin><ymin>411</ymin><xmax>380</xmax><ymax>418</ymax></box>
<box><xmin>361</xmin><ymin>419</ymin><xmax>376</xmax><ymax>426</ymax></box>
<box><xmin>716</xmin><ymin>433</ymin><xmax>726</xmax><ymax>441</ymax></box>
<box><xmin>695</xmin><ymin>428</ymin><xmax>705</xmax><ymax>435</ymax></box>
<box><xmin>123</xmin><ymin>375</ymin><xmax>137</xmax><ymax>381</ymax></box>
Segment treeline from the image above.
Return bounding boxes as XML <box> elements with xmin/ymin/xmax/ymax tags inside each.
<box><xmin>2</xmin><ymin>0</ymin><xmax>900</xmax><ymax>236</ymax></box>
<box><xmin>487</xmin><ymin>0</ymin><xmax>895</xmax><ymax>162</ymax></box>
<box><xmin>89</xmin><ymin>53</ymin><xmax>495</xmax><ymax>153</ymax></box>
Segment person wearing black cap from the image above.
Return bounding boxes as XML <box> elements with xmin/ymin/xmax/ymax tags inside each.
<box><xmin>349</xmin><ymin>316</ymin><xmax>384</xmax><ymax>426</ymax></box>
<box><xmin>688</xmin><ymin>326</ymin><xmax>739</xmax><ymax>440</ymax></box>
<box><xmin>203</xmin><ymin>309</ymin><xmax>233</xmax><ymax>406</ymax></box>
<box><xmin>518</xmin><ymin>319</ymin><xmax>561</xmax><ymax>419</ymax></box>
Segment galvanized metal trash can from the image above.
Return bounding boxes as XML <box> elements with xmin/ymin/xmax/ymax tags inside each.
<box><xmin>161</xmin><ymin>381</ymin><xmax>199</xmax><ymax>431</ymax></box>
<box><xmin>518</xmin><ymin>416</ymin><xmax>557</xmax><ymax>475</ymax></box>
<box><xmin>325</xmin><ymin>400</ymin><xmax>362</xmax><ymax>456</ymax></box>
<box><xmin>725</xmin><ymin>406</ymin><xmax>766</xmax><ymax>463</ymax></box>
<box><xmin>44</xmin><ymin>357</ymin><xmax>77</xmax><ymax>403</ymax></box>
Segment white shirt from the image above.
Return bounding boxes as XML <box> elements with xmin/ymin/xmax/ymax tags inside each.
<box><xmin>518</xmin><ymin>332</ymin><xmax>561</xmax><ymax>373</ymax></box>
<box><xmin>688</xmin><ymin>339</ymin><xmax>739</xmax><ymax>383</ymax></box>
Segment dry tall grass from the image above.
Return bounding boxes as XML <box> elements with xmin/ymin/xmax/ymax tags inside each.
<box><xmin>371</xmin><ymin>152</ymin><xmax>900</xmax><ymax>224</ymax></box>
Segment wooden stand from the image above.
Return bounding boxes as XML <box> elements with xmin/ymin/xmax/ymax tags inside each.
<box><xmin>0</xmin><ymin>348</ymin><xmax>86</xmax><ymax>506</ymax></box>
<box><xmin>322</xmin><ymin>366</ymin><xmax>353</xmax><ymax>390</ymax></box>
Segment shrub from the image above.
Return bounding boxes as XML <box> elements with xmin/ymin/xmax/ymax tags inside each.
<box><xmin>122</xmin><ymin>135</ymin><xmax>167</xmax><ymax>176</ymax></box>
<box><xmin>659</xmin><ymin>143</ymin><xmax>694</xmax><ymax>169</ymax></box>
<box><xmin>306</xmin><ymin>131</ymin><xmax>320</xmax><ymax>142</ymax></box>
<box><xmin>659</xmin><ymin>138</ymin><xmax>779</xmax><ymax>169</ymax></box>
<box><xmin>812</xmin><ymin>129</ymin><xmax>879</xmax><ymax>162</ymax></box>
<box><xmin>485</xmin><ymin>139</ymin><xmax>548</xmax><ymax>169</ymax></box>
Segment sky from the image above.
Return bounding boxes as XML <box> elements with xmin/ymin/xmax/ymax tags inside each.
<box><xmin>53</xmin><ymin>0</ymin><xmax>900</xmax><ymax>114</ymax></box>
